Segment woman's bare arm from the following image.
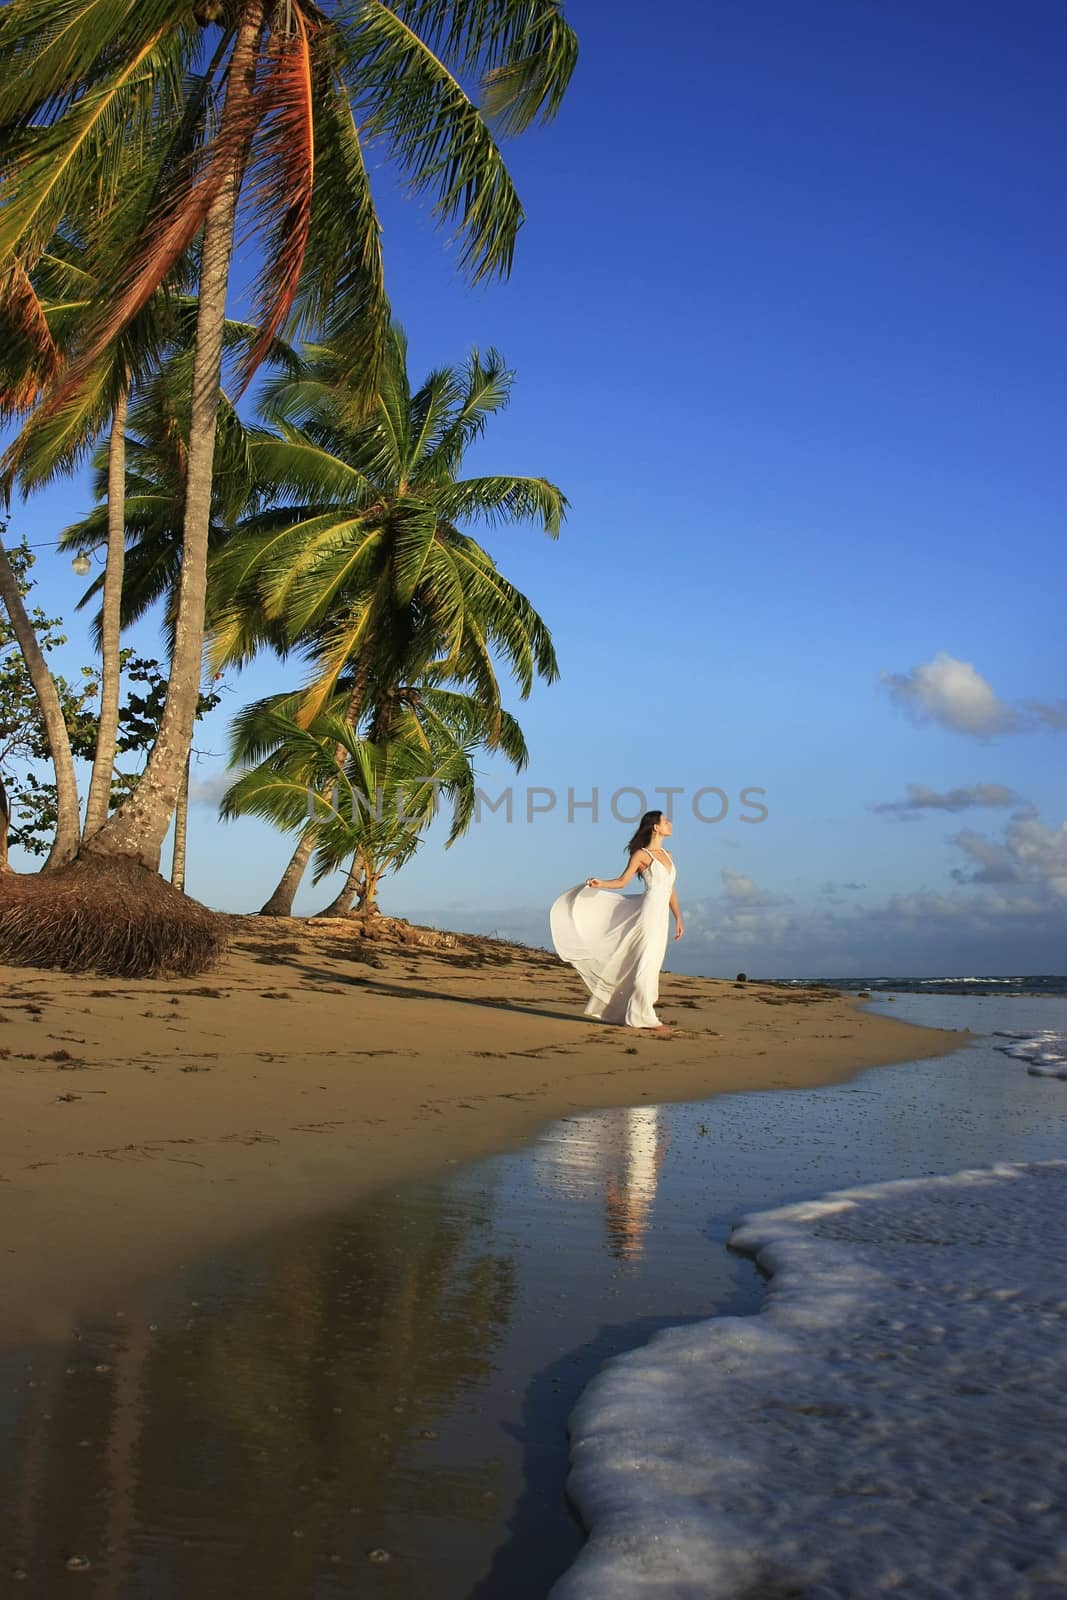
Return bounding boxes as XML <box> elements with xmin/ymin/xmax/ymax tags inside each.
<box><xmin>669</xmin><ymin>886</ymin><xmax>685</xmax><ymax>940</ymax></box>
<box><xmin>588</xmin><ymin>850</ymin><xmax>651</xmax><ymax>890</ymax></box>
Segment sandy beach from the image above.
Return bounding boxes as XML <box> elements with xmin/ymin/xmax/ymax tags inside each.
<box><xmin>0</xmin><ymin>916</ymin><xmax>963</xmax><ymax>1345</ymax></box>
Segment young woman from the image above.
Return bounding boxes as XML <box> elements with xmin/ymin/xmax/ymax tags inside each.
<box><xmin>550</xmin><ymin>810</ymin><xmax>684</xmax><ymax>1031</ymax></box>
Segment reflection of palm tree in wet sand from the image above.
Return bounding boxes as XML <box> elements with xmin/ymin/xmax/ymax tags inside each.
<box><xmin>603</xmin><ymin>1107</ymin><xmax>670</xmax><ymax>1261</ymax></box>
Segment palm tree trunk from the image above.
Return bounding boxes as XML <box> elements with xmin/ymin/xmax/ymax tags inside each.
<box><xmin>313</xmin><ymin>853</ymin><xmax>365</xmax><ymax>918</ymax></box>
<box><xmin>171</xmin><ymin>752</ymin><xmax>191</xmax><ymax>892</ymax></box>
<box><xmin>82</xmin><ymin>391</ymin><xmax>128</xmax><ymax>840</ymax></box>
<box><xmin>259</xmin><ymin>828</ymin><xmax>317</xmax><ymax>917</ymax></box>
<box><xmin>357</xmin><ymin>858</ymin><xmax>385</xmax><ymax>914</ymax></box>
<box><xmin>82</xmin><ymin>3</ymin><xmax>264</xmax><ymax>873</ymax></box>
<box><xmin>0</xmin><ymin>538</ymin><xmax>80</xmax><ymax>869</ymax></box>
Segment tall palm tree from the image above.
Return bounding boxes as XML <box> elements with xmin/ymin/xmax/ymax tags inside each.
<box><xmin>57</xmin><ymin>315</ymin><xmax>291</xmax><ymax>653</ymax></box>
<box><xmin>0</xmin><ymin>0</ymin><xmax>577</xmax><ymax>884</ymax></box>
<box><xmin>208</xmin><ymin>327</ymin><xmax>565</xmax><ymax>913</ymax></box>
<box><xmin>0</xmin><ymin>18</ymin><xmax>201</xmax><ymax>868</ymax></box>
<box><xmin>52</xmin><ymin>312</ymin><xmax>285</xmax><ymax>867</ymax></box>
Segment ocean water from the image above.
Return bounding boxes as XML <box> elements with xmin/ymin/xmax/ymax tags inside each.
<box><xmin>798</xmin><ymin>974</ymin><xmax>1067</xmax><ymax>999</ymax></box>
<box><xmin>556</xmin><ymin>990</ymin><xmax>1067</xmax><ymax>1600</ymax></box>
<box><xmin>3</xmin><ymin>990</ymin><xmax>1067</xmax><ymax>1597</ymax></box>
<box><xmin>994</xmin><ymin>1028</ymin><xmax>1067</xmax><ymax>1077</ymax></box>
<box><xmin>557</xmin><ymin>1160</ymin><xmax>1067</xmax><ymax>1600</ymax></box>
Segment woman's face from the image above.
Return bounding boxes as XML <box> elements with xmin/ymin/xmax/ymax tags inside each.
<box><xmin>655</xmin><ymin>815</ymin><xmax>673</xmax><ymax>838</ymax></box>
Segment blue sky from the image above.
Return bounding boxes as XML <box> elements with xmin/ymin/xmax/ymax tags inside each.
<box><xmin>6</xmin><ymin>0</ymin><xmax>1066</xmax><ymax>977</ymax></box>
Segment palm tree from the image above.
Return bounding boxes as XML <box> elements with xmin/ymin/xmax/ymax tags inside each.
<box><xmin>0</xmin><ymin>0</ymin><xmax>578</xmax><ymax>889</ymax></box>
<box><xmin>0</xmin><ymin>241</ymin><xmax>161</xmax><ymax>868</ymax></box>
<box><xmin>224</xmin><ymin>674</ymin><xmax>529</xmax><ymax>913</ymax></box>
<box><xmin>0</xmin><ymin>23</ymin><xmax>201</xmax><ymax>868</ymax></box>
<box><xmin>0</xmin><ymin>547</ymin><xmax>81</xmax><ymax>868</ymax></box>
<box><xmin>208</xmin><ymin>327</ymin><xmax>565</xmax><ymax>914</ymax></box>
<box><xmin>55</xmin><ymin>321</ymin><xmax>293</xmax><ymax>889</ymax></box>
<box><xmin>57</xmin><ymin>315</ymin><xmax>290</xmax><ymax>645</ymax></box>
<box><xmin>222</xmin><ymin>706</ymin><xmax>488</xmax><ymax>915</ymax></box>
<box><xmin>48</xmin><ymin>311</ymin><xmax>277</xmax><ymax>878</ymax></box>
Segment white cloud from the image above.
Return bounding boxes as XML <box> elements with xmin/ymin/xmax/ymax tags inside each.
<box><xmin>682</xmin><ymin>870</ymin><xmax>795</xmax><ymax>952</ymax></box>
<box><xmin>721</xmin><ymin>867</ymin><xmax>790</xmax><ymax>908</ymax></box>
<box><xmin>874</xmin><ymin>782</ymin><xmax>1021</xmax><ymax>817</ymax></box>
<box><xmin>879</xmin><ymin>653</ymin><xmax>1021</xmax><ymax>736</ymax></box>
<box><xmin>188</xmin><ymin>767</ymin><xmax>239</xmax><ymax>806</ymax></box>
<box><xmin>880</xmin><ymin>890</ymin><xmax>1046</xmax><ymax>922</ymax></box>
<box><xmin>949</xmin><ymin>814</ymin><xmax>1067</xmax><ymax>899</ymax></box>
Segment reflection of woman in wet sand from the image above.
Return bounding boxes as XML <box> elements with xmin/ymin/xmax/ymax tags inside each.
<box><xmin>550</xmin><ymin>811</ymin><xmax>684</xmax><ymax>1031</ymax></box>
<box><xmin>604</xmin><ymin>1106</ymin><xmax>671</xmax><ymax>1260</ymax></box>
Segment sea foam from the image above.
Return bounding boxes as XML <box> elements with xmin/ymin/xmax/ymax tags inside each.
<box><xmin>994</xmin><ymin>1029</ymin><xmax>1067</xmax><ymax>1077</ymax></box>
<box><xmin>554</xmin><ymin>1160</ymin><xmax>1067</xmax><ymax>1599</ymax></box>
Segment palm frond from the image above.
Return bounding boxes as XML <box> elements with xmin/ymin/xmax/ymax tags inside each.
<box><xmin>0</xmin><ymin>0</ymin><xmax>192</xmax><ymax>127</ymax></box>
<box><xmin>288</xmin><ymin>41</ymin><xmax>390</xmax><ymax>401</ymax></box>
<box><xmin>383</xmin><ymin>0</ymin><xmax>577</xmax><ymax>136</ymax></box>
<box><xmin>433</xmin><ymin>473</ymin><xmax>565</xmax><ymax>533</ymax></box>
<box><xmin>0</xmin><ymin>353</ymin><xmax>122</xmax><ymax>489</ymax></box>
<box><xmin>416</xmin><ymin>345</ymin><xmax>511</xmax><ymax>478</ymax></box>
<box><xmin>388</xmin><ymin>501</ymin><xmax>438</xmax><ymax>605</ymax></box>
<box><xmin>0</xmin><ymin>258</ymin><xmax>59</xmax><ymax>415</ymax></box>
<box><xmin>247</xmin><ymin>430</ymin><xmax>379</xmax><ymax>507</ymax></box>
<box><xmin>236</xmin><ymin>8</ymin><xmax>317</xmax><ymax>388</ymax></box>
<box><xmin>340</xmin><ymin>1</ymin><xmax>525</xmax><ymax>282</ymax></box>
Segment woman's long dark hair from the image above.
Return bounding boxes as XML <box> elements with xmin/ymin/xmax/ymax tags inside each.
<box><xmin>626</xmin><ymin>810</ymin><xmax>663</xmax><ymax>868</ymax></box>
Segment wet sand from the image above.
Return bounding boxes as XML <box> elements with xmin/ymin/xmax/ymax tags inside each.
<box><xmin>2</xmin><ymin>994</ymin><xmax>1064</xmax><ymax>1598</ymax></box>
<box><xmin>0</xmin><ymin>916</ymin><xmax>961</xmax><ymax>1344</ymax></box>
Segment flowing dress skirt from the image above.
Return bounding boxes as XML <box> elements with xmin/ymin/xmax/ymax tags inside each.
<box><xmin>550</xmin><ymin>874</ymin><xmax>672</xmax><ymax>1028</ymax></box>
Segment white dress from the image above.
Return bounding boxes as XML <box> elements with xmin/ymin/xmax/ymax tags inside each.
<box><xmin>550</xmin><ymin>853</ymin><xmax>675</xmax><ymax>1028</ymax></box>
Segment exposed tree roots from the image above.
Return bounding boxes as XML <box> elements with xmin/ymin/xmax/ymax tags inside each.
<box><xmin>0</xmin><ymin>856</ymin><xmax>228</xmax><ymax>978</ymax></box>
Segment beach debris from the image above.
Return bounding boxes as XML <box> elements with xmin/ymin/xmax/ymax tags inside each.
<box><xmin>367</xmin><ymin>1549</ymin><xmax>392</xmax><ymax>1564</ymax></box>
<box><xmin>65</xmin><ymin>1556</ymin><xmax>91</xmax><ymax>1572</ymax></box>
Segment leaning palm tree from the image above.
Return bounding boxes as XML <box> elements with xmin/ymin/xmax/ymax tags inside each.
<box><xmin>208</xmin><ymin>327</ymin><xmax>565</xmax><ymax>914</ymax></box>
<box><xmin>0</xmin><ymin>0</ymin><xmax>578</xmax><ymax>895</ymax></box>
